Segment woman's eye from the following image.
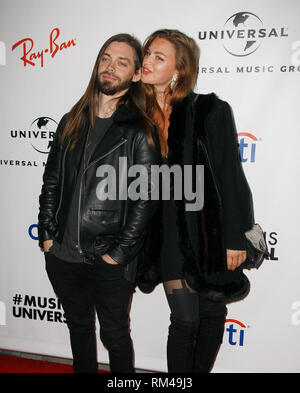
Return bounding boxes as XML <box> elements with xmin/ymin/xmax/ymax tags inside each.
<box><xmin>156</xmin><ymin>56</ymin><xmax>163</xmax><ymax>61</ymax></box>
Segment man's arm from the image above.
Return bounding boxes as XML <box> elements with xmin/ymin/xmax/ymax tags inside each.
<box><xmin>37</xmin><ymin>114</ymin><xmax>68</xmax><ymax>250</ymax></box>
<box><xmin>104</xmin><ymin>130</ymin><xmax>161</xmax><ymax>266</ymax></box>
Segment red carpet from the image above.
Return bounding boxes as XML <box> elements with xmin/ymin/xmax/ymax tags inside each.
<box><xmin>0</xmin><ymin>353</ymin><xmax>109</xmax><ymax>373</ymax></box>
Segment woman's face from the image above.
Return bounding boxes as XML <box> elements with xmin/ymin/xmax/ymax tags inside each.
<box><xmin>141</xmin><ymin>37</ymin><xmax>178</xmax><ymax>92</ymax></box>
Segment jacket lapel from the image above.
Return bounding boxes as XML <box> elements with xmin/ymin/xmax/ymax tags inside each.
<box><xmin>88</xmin><ymin>123</ymin><xmax>125</xmax><ymax>165</ymax></box>
<box><xmin>87</xmin><ymin>103</ymin><xmax>140</xmax><ymax>165</ymax></box>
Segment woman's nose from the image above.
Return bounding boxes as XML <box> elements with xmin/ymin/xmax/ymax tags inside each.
<box><xmin>143</xmin><ymin>55</ymin><xmax>152</xmax><ymax>66</ymax></box>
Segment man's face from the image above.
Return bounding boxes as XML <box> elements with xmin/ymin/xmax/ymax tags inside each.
<box><xmin>97</xmin><ymin>41</ymin><xmax>140</xmax><ymax>96</ymax></box>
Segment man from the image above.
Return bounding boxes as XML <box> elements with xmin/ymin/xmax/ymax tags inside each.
<box><xmin>38</xmin><ymin>34</ymin><xmax>160</xmax><ymax>373</ymax></box>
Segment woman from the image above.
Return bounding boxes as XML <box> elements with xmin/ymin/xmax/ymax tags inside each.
<box><xmin>137</xmin><ymin>29</ymin><xmax>254</xmax><ymax>373</ymax></box>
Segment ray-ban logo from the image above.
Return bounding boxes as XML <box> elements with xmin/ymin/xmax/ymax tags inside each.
<box><xmin>12</xmin><ymin>27</ymin><xmax>76</xmax><ymax>68</ymax></box>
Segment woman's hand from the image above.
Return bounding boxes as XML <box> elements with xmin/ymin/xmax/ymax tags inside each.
<box><xmin>226</xmin><ymin>249</ymin><xmax>247</xmax><ymax>271</ymax></box>
<box><xmin>101</xmin><ymin>253</ymin><xmax>119</xmax><ymax>265</ymax></box>
<box><xmin>43</xmin><ymin>240</ymin><xmax>53</xmax><ymax>252</ymax></box>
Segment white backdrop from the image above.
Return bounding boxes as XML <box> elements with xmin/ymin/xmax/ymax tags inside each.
<box><xmin>0</xmin><ymin>0</ymin><xmax>300</xmax><ymax>373</ymax></box>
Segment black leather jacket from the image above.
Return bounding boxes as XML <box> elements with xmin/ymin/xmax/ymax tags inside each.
<box><xmin>38</xmin><ymin>104</ymin><xmax>160</xmax><ymax>275</ymax></box>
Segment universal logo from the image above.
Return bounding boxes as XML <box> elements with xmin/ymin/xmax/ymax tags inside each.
<box><xmin>11</xmin><ymin>116</ymin><xmax>57</xmax><ymax>154</ymax></box>
<box><xmin>198</xmin><ymin>11</ymin><xmax>288</xmax><ymax>57</ymax></box>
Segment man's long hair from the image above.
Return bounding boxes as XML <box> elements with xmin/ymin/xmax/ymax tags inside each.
<box><xmin>59</xmin><ymin>33</ymin><xmax>154</xmax><ymax>150</ymax></box>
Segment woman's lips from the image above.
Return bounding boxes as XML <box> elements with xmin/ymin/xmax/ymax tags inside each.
<box><xmin>142</xmin><ymin>67</ymin><xmax>152</xmax><ymax>75</ymax></box>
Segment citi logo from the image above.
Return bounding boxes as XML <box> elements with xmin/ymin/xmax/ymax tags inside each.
<box><xmin>28</xmin><ymin>224</ymin><xmax>38</xmax><ymax>240</ymax></box>
<box><xmin>238</xmin><ymin>132</ymin><xmax>259</xmax><ymax>163</ymax></box>
<box><xmin>224</xmin><ymin>319</ymin><xmax>247</xmax><ymax>346</ymax></box>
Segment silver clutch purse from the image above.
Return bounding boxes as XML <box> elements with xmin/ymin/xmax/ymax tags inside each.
<box><xmin>242</xmin><ymin>224</ymin><xmax>270</xmax><ymax>269</ymax></box>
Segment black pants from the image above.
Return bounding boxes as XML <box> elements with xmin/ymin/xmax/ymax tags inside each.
<box><xmin>45</xmin><ymin>252</ymin><xmax>135</xmax><ymax>373</ymax></box>
<box><xmin>164</xmin><ymin>279</ymin><xmax>227</xmax><ymax>373</ymax></box>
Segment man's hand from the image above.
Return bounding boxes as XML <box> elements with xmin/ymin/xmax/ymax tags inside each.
<box><xmin>43</xmin><ymin>240</ymin><xmax>53</xmax><ymax>252</ymax></box>
<box><xmin>226</xmin><ymin>249</ymin><xmax>247</xmax><ymax>271</ymax></box>
<box><xmin>101</xmin><ymin>253</ymin><xmax>119</xmax><ymax>265</ymax></box>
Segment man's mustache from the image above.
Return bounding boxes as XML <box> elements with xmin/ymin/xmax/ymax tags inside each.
<box><xmin>99</xmin><ymin>72</ymin><xmax>120</xmax><ymax>81</ymax></box>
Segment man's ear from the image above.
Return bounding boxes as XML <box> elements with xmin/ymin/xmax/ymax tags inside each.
<box><xmin>132</xmin><ymin>68</ymin><xmax>141</xmax><ymax>83</ymax></box>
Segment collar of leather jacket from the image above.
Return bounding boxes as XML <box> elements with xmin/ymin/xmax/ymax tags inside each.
<box><xmin>112</xmin><ymin>102</ymin><xmax>143</xmax><ymax>126</ymax></box>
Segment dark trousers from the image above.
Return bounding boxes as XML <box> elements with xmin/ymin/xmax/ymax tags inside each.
<box><xmin>165</xmin><ymin>280</ymin><xmax>227</xmax><ymax>373</ymax></box>
<box><xmin>45</xmin><ymin>252</ymin><xmax>135</xmax><ymax>373</ymax></box>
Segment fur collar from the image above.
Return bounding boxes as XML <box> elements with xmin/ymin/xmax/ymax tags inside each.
<box><xmin>113</xmin><ymin>102</ymin><xmax>143</xmax><ymax>125</ymax></box>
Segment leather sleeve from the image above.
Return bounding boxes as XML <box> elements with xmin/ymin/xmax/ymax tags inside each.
<box><xmin>37</xmin><ymin>114</ymin><xmax>68</xmax><ymax>249</ymax></box>
<box><xmin>106</xmin><ymin>129</ymin><xmax>161</xmax><ymax>265</ymax></box>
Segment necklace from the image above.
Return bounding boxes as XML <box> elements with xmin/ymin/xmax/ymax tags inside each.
<box><xmin>99</xmin><ymin>104</ymin><xmax>116</xmax><ymax>118</ymax></box>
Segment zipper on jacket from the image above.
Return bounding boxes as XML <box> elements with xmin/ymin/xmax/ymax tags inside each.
<box><xmin>77</xmin><ymin>138</ymin><xmax>128</xmax><ymax>254</ymax></box>
<box><xmin>55</xmin><ymin>140</ymin><xmax>71</xmax><ymax>223</ymax></box>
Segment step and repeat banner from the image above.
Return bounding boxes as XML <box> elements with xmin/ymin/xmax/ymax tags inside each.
<box><xmin>0</xmin><ymin>0</ymin><xmax>299</xmax><ymax>373</ymax></box>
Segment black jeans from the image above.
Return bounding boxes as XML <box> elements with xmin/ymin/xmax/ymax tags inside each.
<box><xmin>164</xmin><ymin>279</ymin><xmax>227</xmax><ymax>373</ymax></box>
<box><xmin>45</xmin><ymin>252</ymin><xmax>135</xmax><ymax>373</ymax></box>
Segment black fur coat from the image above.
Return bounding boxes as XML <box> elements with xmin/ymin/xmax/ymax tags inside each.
<box><xmin>136</xmin><ymin>92</ymin><xmax>254</xmax><ymax>302</ymax></box>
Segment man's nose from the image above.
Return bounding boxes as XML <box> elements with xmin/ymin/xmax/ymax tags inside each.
<box><xmin>106</xmin><ymin>60</ymin><xmax>116</xmax><ymax>73</ymax></box>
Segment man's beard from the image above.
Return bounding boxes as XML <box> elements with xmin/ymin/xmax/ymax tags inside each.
<box><xmin>96</xmin><ymin>73</ymin><xmax>132</xmax><ymax>96</ymax></box>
